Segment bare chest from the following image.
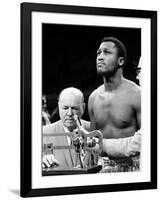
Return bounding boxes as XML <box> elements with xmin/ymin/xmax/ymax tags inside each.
<box><xmin>92</xmin><ymin>92</ymin><xmax>134</xmax><ymax>129</ymax></box>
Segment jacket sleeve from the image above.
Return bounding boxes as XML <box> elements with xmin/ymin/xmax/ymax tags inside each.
<box><xmin>103</xmin><ymin>130</ymin><xmax>141</xmax><ymax>157</ymax></box>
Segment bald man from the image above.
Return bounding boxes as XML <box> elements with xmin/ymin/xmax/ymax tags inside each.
<box><xmin>43</xmin><ymin>87</ymin><xmax>90</xmax><ymax>169</ymax></box>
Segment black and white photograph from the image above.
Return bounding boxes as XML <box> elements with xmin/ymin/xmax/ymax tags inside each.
<box><xmin>20</xmin><ymin>2</ymin><xmax>157</xmax><ymax>197</ymax></box>
<box><xmin>42</xmin><ymin>23</ymin><xmax>141</xmax><ymax>176</ymax></box>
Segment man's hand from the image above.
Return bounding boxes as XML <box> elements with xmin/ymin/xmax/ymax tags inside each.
<box><xmin>42</xmin><ymin>154</ymin><xmax>60</xmax><ymax>168</ymax></box>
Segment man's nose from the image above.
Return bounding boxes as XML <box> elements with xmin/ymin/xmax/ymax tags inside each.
<box><xmin>97</xmin><ymin>53</ymin><xmax>104</xmax><ymax>61</ymax></box>
<box><xmin>67</xmin><ymin>107</ymin><xmax>73</xmax><ymax>116</ymax></box>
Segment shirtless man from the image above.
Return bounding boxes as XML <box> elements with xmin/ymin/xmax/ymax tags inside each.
<box><xmin>88</xmin><ymin>37</ymin><xmax>141</xmax><ymax>139</ymax></box>
<box><xmin>87</xmin><ymin>37</ymin><xmax>141</xmax><ymax>170</ymax></box>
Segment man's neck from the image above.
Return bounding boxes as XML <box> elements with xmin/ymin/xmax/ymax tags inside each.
<box><xmin>103</xmin><ymin>68</ymin><xmax>123</xmax><ymax>91</ymax></box>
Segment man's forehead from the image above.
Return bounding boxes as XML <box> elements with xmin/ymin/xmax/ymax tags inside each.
<box><xmin>99</xmin><ymin>41</ymin><xmax>116</xmax><ymax>49</ymax></box>
<box><xmin>59</xmin><ymin>94</ymin><xmax>82</xmax><ymax>105</ymax></box>
<box><xmin>59</xmin><ymin>101</ymin><xmax>83</xmax><ymax>109</ymax></box>
<box><xmin>59</xmin><ymin>102</ymin><xmax>82</xmax><ymax>107</ymax></box>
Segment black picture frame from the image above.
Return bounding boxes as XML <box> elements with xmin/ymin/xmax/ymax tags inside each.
<box><xmin>21</xmin><ymin>2</ymin><xmax>157</xmax><ymax>197</ymax></box>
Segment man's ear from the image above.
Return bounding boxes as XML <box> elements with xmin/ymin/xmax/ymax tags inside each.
<box><xmin>81</xmin><ymin>103</ymin><xmax>86</xmax><ymax>115</ymax></box>
<box><xmin>118</xmin><ymin>57</ymin><xmax>125</xmax><ymax>67</ymax></box>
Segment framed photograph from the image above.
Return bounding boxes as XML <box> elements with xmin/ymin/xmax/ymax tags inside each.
<box><xmin>21</xmin><ymin>2</ymin><xmax>157</xmax><ymax>197</ymax></box>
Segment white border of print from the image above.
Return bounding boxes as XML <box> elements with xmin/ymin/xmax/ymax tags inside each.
<box><xmin>32</xmin><ymin>12</ymin><xmax>151</xmax><ymax>189</ymax></box>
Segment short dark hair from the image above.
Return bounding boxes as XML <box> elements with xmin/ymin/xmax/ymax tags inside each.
<box><xmin>101</xmin><ymin>37</ymin><xmax>127</xmax><ymax>66</ymax></box>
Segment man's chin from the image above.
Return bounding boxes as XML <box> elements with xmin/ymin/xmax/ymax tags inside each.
<box><xmin>97</xmin><ymin>69</ymin><xmax>104</xmax><ymax>75</ymax></box>
<box><xmin>97</xmin><ymin>70</ymin><xmax>108</xmax><ymax>76</ymax></box>
<box><xmin>97</xmin><ymin>69</ymin><xmax>115</xmax><ymax>77</ymax></box>
<box><xmin>64</xmin><ymin>122</ymin><xmax>76</xmax><ymax>131</ymax></box>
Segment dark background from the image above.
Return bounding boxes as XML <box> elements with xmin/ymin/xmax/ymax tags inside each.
<box><xmin>42</xmin><ymin>23</ymin><xmax>141</xmax><ymax>122</ymax></box>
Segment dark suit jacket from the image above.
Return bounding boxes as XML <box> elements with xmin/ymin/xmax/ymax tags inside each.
<box><xmin>43</xmin><ymin>120</ymin><xmax>90</xmax><ymax>167</ymax></box>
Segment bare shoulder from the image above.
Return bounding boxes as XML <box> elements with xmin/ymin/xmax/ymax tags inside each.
<box><xmin>123</xmin><ymin>78</ymin><xmax>141</xmax><ymax>94</ymax></box>
<box><xmin>88</xmin><ymin>85</ymin><xmax>103</xmax><ymax>114</ymax></box>
<box><xmin>88</xmin><ymin>85</ymin><xmax>104</xmax><ymax>101</ymax></box>
<box><xmin>123</xmin><ymin>78</ymin><xmax>141</xmax><ymax>106</ymax></box>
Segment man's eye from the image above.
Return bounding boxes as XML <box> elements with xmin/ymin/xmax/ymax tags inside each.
<box><xmin>97</xmin><ymin>49</ymin><xmax>111</xmax><ymax>55</ymax></box>
<box><xmin>63</xmin><ymin>107</ymin><xmax>68</xmax><ymax>110</ymax></box>
<box><xmin>104</xmin><ymin>50</ymin><xmax>111</xmax><ymax>54</ymax></box>
<box><xmin>72</xmin><ymin>107</ymin><xmax>79</xmax><ymax>111</ymax></box>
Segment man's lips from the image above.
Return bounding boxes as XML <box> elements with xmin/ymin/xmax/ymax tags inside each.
<box><xmin>65</xmin><ymin>119</ymin><xmax>74</xmax><ymax>122</ymax></box>
<box><xmin>97</xmin><ymin>62</ymin><xmax>105</xmax><ymax>67</ymax></box>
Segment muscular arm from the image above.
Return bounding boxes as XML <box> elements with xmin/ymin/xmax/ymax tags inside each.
<box><xmin>88</xmin><ymin>92</ymin><xmax>96</xmax><ymax>131</ymax></box>
<box><xmin>133</xmin><ymin>87</ymin><xmax>141</xmax><ymax>129</ymax></box>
